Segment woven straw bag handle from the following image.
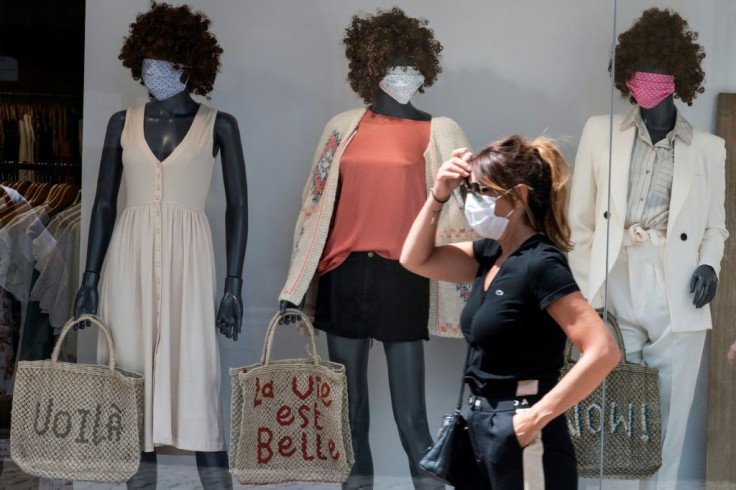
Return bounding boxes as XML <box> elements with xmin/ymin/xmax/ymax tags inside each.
<box><xmin>52</xmin><ymin>314</ymin><xmax>116</xmax><ymax>371</ymax></box>
<box><xmin>564</xmin><ymin>308</ymin><xmax>626</xmax><ymax>365</ymax></box>
<box><xmin>261</xmin><ymin>309</ymin><xmax>320</xmax><ymax>366</ymax></box>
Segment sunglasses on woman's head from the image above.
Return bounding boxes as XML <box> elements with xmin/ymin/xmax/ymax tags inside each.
<box><xmin>459</xmin><ymin>178</ymin><xmax>495</xmax><ymax>200</ymax></box>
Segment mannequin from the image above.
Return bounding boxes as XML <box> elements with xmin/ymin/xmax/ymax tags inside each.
<box><xmin>568</xmin><ymin>8</ymin><xmax>727</xmax><ymax>489</ymax></box>
<box><xmin>74</xmin><ymin>4</ymin><xmax>247</xmax><ymax>488</ymax></box>
<box><xmin>279</xmin><ymin>8</ymin><xmax>473</xmax><ymax>489</ymax></box>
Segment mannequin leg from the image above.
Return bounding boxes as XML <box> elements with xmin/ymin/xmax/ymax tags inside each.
<box><xmin>608</xmin><ymin>238</ymin><xmax>706</xmax><ymax>490</ymax></box>
<box><xmin>384</xmin><ymin>340</ymin><xmax>443</xmax><ymax>490</ymax></box>
<box><xmin>327</xmin><ymin>333</ymin><xmax>373</xmax><ymax>490</ymax></box>
<box><xmin>127</xmin><ymin>451</ymin><xmax>157</xmax><ymax>490</ymax></box>
<box><xmin>195</xmin><ymin>451</ymin><xmax>232</xmax><ymax>489</ymax></box>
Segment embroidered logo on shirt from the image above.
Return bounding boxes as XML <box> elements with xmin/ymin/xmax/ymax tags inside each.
<box><xmin>495</xmin><ymin>290</ymin><xmax>504</xmax><ymax>296</ymax></box>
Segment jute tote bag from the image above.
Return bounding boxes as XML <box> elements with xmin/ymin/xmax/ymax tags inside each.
<box><xmin>230</xmin><ymin>309</ymin><xmax>353</xmax><ymax>485</ymax></box>
<box><xmin>10</xmin><ymin>314</ymin><xmax>144</xmax><ymax>482</ymax></box>
<box><xmin>560</xmin><ymin>310</ymin><xmax>662</xmax><ymax>478</ymax></box>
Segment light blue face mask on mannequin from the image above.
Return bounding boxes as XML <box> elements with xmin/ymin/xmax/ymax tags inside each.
<box><xmin>379</xmin><ymin>66</ymin><xmax>425</xmax><ymax>104</ymax></box>
<box><xmin>141</xmin><ymin>59</ymin><xmax>188</xmax><ymax>101</ymax></box>
<box><xmin>464</xmin><ymin>193</ymin><xmax>514</xmax><ymax>240</ymax></box>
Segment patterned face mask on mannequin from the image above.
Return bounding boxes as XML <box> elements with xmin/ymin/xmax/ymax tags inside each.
<box><xmin>141</xmin><ymin>59</ymin><xmax>188</xmax><ymax>101</ymax></box>
<box><xmin>464</xmin><ymin>193</ymin><xmax>514</xmax><ymax>240</ymax></box>
<box><xmin>626</xmin><ymin>71</ymin><xmax>675</xmax><ymax>109</ymax></box>
<box><xmin>378</xmin><ymin>66</ymin><xmax>425</xmax><ymax>105</ymax></box>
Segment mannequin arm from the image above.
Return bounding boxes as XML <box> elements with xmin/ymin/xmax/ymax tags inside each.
<box><xmin>697</xmin><ymin>143</ymin><xmax>728</xmax><ymax>277</ymax></box>
<box><xmin>567</xmin><ymin>118</ymin><xmax>598</xmax><ymax>299</ymax></box>
<box><xmin>214</xmin><ymin>112</ymin><xmax>248</xmax><ymax>340</ymax></box>
<box><xmin>73</xmin><ymin>111</ymin><xmax>125</xmax><ymax>324</ymax></box>
<box><xmin>690</xmin><ymin>142</ymin><xmax>728</xmax><ymax>308</ymax></box>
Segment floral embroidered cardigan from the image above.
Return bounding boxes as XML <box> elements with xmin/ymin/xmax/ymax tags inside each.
<box><xmin>279</xmin><ymin>107</ymin><xmax>476</xmax><ymax>338</ymax></box>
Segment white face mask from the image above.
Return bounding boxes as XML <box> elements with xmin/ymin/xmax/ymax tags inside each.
<box><xmin>378</xmin><ymin>66</ymin><xmax>425</xmax><ymax>104</ymax></box>
<box><xmin>141</xmin><ymin>58</ymin><xmax>188</xmax><ymax>101</ymax></box>
<box><xmin>464</xmin><ymin>193</ymin><xmax>514</xmax><ymax>240</ymax></box>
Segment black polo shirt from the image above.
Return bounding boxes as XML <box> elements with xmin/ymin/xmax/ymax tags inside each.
<box><xmin>459</xmin><ymin>234</ymin><xmax>579</xmax><ymax>397</ymax></box>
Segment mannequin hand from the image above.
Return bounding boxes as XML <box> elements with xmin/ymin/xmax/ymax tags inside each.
<box><xmin>689</xmin><ymin>265</ymin><xmax>718</xmax><ymax>308</ymax></box>
<box><xmin>433</xmin><ymin>148</ymin><xmax>473</xmax><ymax>201</ymax></box>
<box><xmin>216</xmin><ymin>277</ymin><xmax>243</xmax><ymax>341</ymax></box>
<box><xmin>279</xmin><ymin>299</ymin><xmax>304</xmax><ymax>325</ymax></box>
<box><xmin>512</xmin><ymin>409</ymin><xmax>541</xmax><ymax>448</ymax></box>
<box><xmin>73</xmin><ymin>271</ymin><xmax>100</xmax><ymax>329</ymax></box>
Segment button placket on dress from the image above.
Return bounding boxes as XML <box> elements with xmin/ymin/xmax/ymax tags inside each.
<box><xmin>154</xmin><ymin>161</ymin><xmax>163</xmax><ymax>356</ymax></box>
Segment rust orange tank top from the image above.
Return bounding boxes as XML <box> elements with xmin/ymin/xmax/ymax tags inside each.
<box><xmin>318</xmin><ymin>110</ymin><xmax>430</xmax><ymax>274</ymax></box>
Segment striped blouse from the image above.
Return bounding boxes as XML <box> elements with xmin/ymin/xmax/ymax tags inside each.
<box><xmin>621</xmin><ymin>106</ymin><xmax>693</xmax><ymax>230</ymax></box>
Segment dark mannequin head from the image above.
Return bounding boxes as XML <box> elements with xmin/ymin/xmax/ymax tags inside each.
<box><xmin>119</xmin><ymin>1</ymin><xmax>222</xmax><ymax>97</ymax></box>
<box><xmin>611</xmin><ymin>8</ymin><xmax>705</xmax><ymax>106</ymax></box>
<box><xmin>343</xmin><ymin>7</ymin><xmax>442</xmax><ymax>104</ymax></box>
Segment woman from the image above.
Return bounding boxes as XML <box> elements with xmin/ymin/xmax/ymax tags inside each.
<box><xmin>401</xmin><ymin>135</ymin><xmax>621</xmax><ymax>489</ymax></box>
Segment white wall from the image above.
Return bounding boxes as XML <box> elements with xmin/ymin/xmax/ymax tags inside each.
<box><xmin>81</xmin><ymin>0</ymin><xmax>729</xmax><ymax>485</ymax></box>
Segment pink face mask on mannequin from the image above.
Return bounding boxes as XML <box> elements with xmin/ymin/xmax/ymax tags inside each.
<box><xmin>626</xmin><ymin>71</ymin><xmax>675</xmax><ymax>109</ymax></box>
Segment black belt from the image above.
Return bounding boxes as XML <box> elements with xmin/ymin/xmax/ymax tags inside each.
<box><xmin>468</xmin><ymin>393</ymin><xmax>543</xmax><ymax>412</ymax></box>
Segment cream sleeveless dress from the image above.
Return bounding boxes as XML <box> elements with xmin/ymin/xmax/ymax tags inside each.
<box><xmin>98</xmin><ymin>104</ymin><xmax>224</xmax><ymax>452</ymax></box>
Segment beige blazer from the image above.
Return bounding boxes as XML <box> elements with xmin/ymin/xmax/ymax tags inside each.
<box><xmin>568</xmin><ymin>113</ymin><xmax>728</xmax><ymax>332</ymax></box>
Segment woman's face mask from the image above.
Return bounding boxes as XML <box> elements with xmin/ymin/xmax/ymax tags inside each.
<box><xmin>378</xmin><ymin>66</ymin><xmax>425</xmax><ymax>105</ymax></box>
<box><xmin>463</xmin><ymin>192</ymin><xmax>514</xmax><ymax>240</ymax></box>
<box><xmin>141</xmin><ymin>59</ymin><xmax>188</xmax><ymax>101</ymax></box>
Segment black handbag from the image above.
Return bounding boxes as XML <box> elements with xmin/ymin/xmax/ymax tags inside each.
<box><xmin>418</xmin><ymin>346</ymin><xmax>474</xmax><ymax>486</ymax></box>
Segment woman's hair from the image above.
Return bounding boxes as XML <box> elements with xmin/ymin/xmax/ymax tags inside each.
<box><xmin>343</xmin><ymin>7</ymin><xmax>442</xmax><ymax>104</ymax></box>
<box><xmin>119</xmin><ymin>1</ymin><xmax>223</xmax><ymax>97</ymax></box>
<box><xmin>470</xmin><ymin>135</ymin><xmax>572</xmax><ymax>251</ymax></box>
<box><xmin>612</xmin><ymin>7</ymin><xmax>705</xmax><ymax>105</ymax></box>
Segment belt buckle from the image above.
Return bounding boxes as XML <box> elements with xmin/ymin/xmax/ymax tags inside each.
<box><xmin>467</xmin><ymin>395</ymin><xmax>481</xmax><ymax>409</ymax></box>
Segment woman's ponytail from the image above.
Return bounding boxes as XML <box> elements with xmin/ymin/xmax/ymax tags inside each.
<box><xmin>531</xmin><ymin>137</ymin><xmax>573</xmax><ymax>251</ymax></box>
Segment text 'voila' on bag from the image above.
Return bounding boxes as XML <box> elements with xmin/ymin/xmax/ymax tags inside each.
<box><xmin>560</xmin><ymin>309</ymin><xmax>662</xmax><ymax>479</ymax></box>
<box><xmin>10</xmin><ymin>314</ymin><xmax>144</xmax><ymax>483</ymax></box>
<box><xmin>229</xmin><ymin>309</ymin><xmax>354</xmax><ymax>485</ymax></box>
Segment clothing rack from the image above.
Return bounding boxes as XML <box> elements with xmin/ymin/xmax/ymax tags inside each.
<box><xmin>0</xmin><ymin>161</ymin><xmax>81</xmax><ymax>184</ymax></box>
<box><xmin>0</xmin><ymin>91</ymin><xmax>82</xmax><ymax>99</ymax></box>
<box><xmin>0</xmin><ymin>161</ymin><xmax>81</xmax><ymax>170</ymax></box>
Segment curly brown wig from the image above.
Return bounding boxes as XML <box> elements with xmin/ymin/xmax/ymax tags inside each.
<box><xmin>119</xmin><ymin>1</ymin><xmax>222</xmax><ymax>97</ymax></box>
<box><xmin>612</xmin><ymin>8</ymin><xmax>705</xmax><ymax>106</ymax></box>
<box><xmin>343</xmin><ymin>7</ymin><xmax>442</xmax><ymax>104</ymax></box>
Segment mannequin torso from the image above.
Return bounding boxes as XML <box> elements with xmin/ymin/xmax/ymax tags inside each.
<box><xmin>640</xmin><ymin>94</ymin><xmax>676</xmax><ymax>145</ymax></box>
<box><xmin>370</xmin><ymin>89</ymin><xmax>431</xmax><ymax>121</ymax></box>
<box><xmin>77</xmin><ymin>90</ymin><xmax>248</xmax><ymax>338</ymax></box>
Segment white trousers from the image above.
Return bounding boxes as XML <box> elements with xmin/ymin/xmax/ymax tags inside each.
<box><xmin>599</xmin><ymin>227</ymin><xmax>706</xmax><ymax>490</ymax></box>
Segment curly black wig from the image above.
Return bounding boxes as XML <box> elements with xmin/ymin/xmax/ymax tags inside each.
<box><xmin>343</xmin><ymin>7</ymin><xmax>443</xmax><ymax>104</ymax></box>
<box><xmin>612</xmin><ymin>8</ymin><xmax>705</xmax><ymax>106</ymax></box>
<box><xmin>119</xmin><ymin>1</ymin><xmax>222</xmax><ymax>97</ymax></box>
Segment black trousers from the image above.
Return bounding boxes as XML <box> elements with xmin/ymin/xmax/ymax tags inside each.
<box><xmin>456</xmin><ymin>394</ymin><xmax>577</xmax><ymax>490</ymax></box>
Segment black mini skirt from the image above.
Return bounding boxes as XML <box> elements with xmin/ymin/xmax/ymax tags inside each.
<box><xmin>314</xmin><ymin>252</ymin><xmax>430</xmax><ymax>342</ymax></box>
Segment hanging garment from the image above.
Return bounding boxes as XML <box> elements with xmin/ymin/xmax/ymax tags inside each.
<box><xmin>97</xmin><ymin>104</ymin><xmax>224</xmax><ymax>452</ymax></box>
<box><xmin>31</xmin><ymin>205</ymin><xmax>81</xmax><ymax>333</ymax></box>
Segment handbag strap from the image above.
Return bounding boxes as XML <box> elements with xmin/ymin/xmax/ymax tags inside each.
<box><xmin>52</xmin><ymin>314</ymin><xmax>116</xmax><ymax>371</ymax></box>
<box><xmin>564</xmin><ymin>308</ymin><xmax>626</xmax><ymax>365</ymax></box>
<box><xmin>261</xmin><ymin>309</ymin><xmax>320</xmax><ymax>366</ymax></box>
<box><xmin>454</xmin><ymin>344</ymin><xmax>472</xmax><ymax>411</ymax></box>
